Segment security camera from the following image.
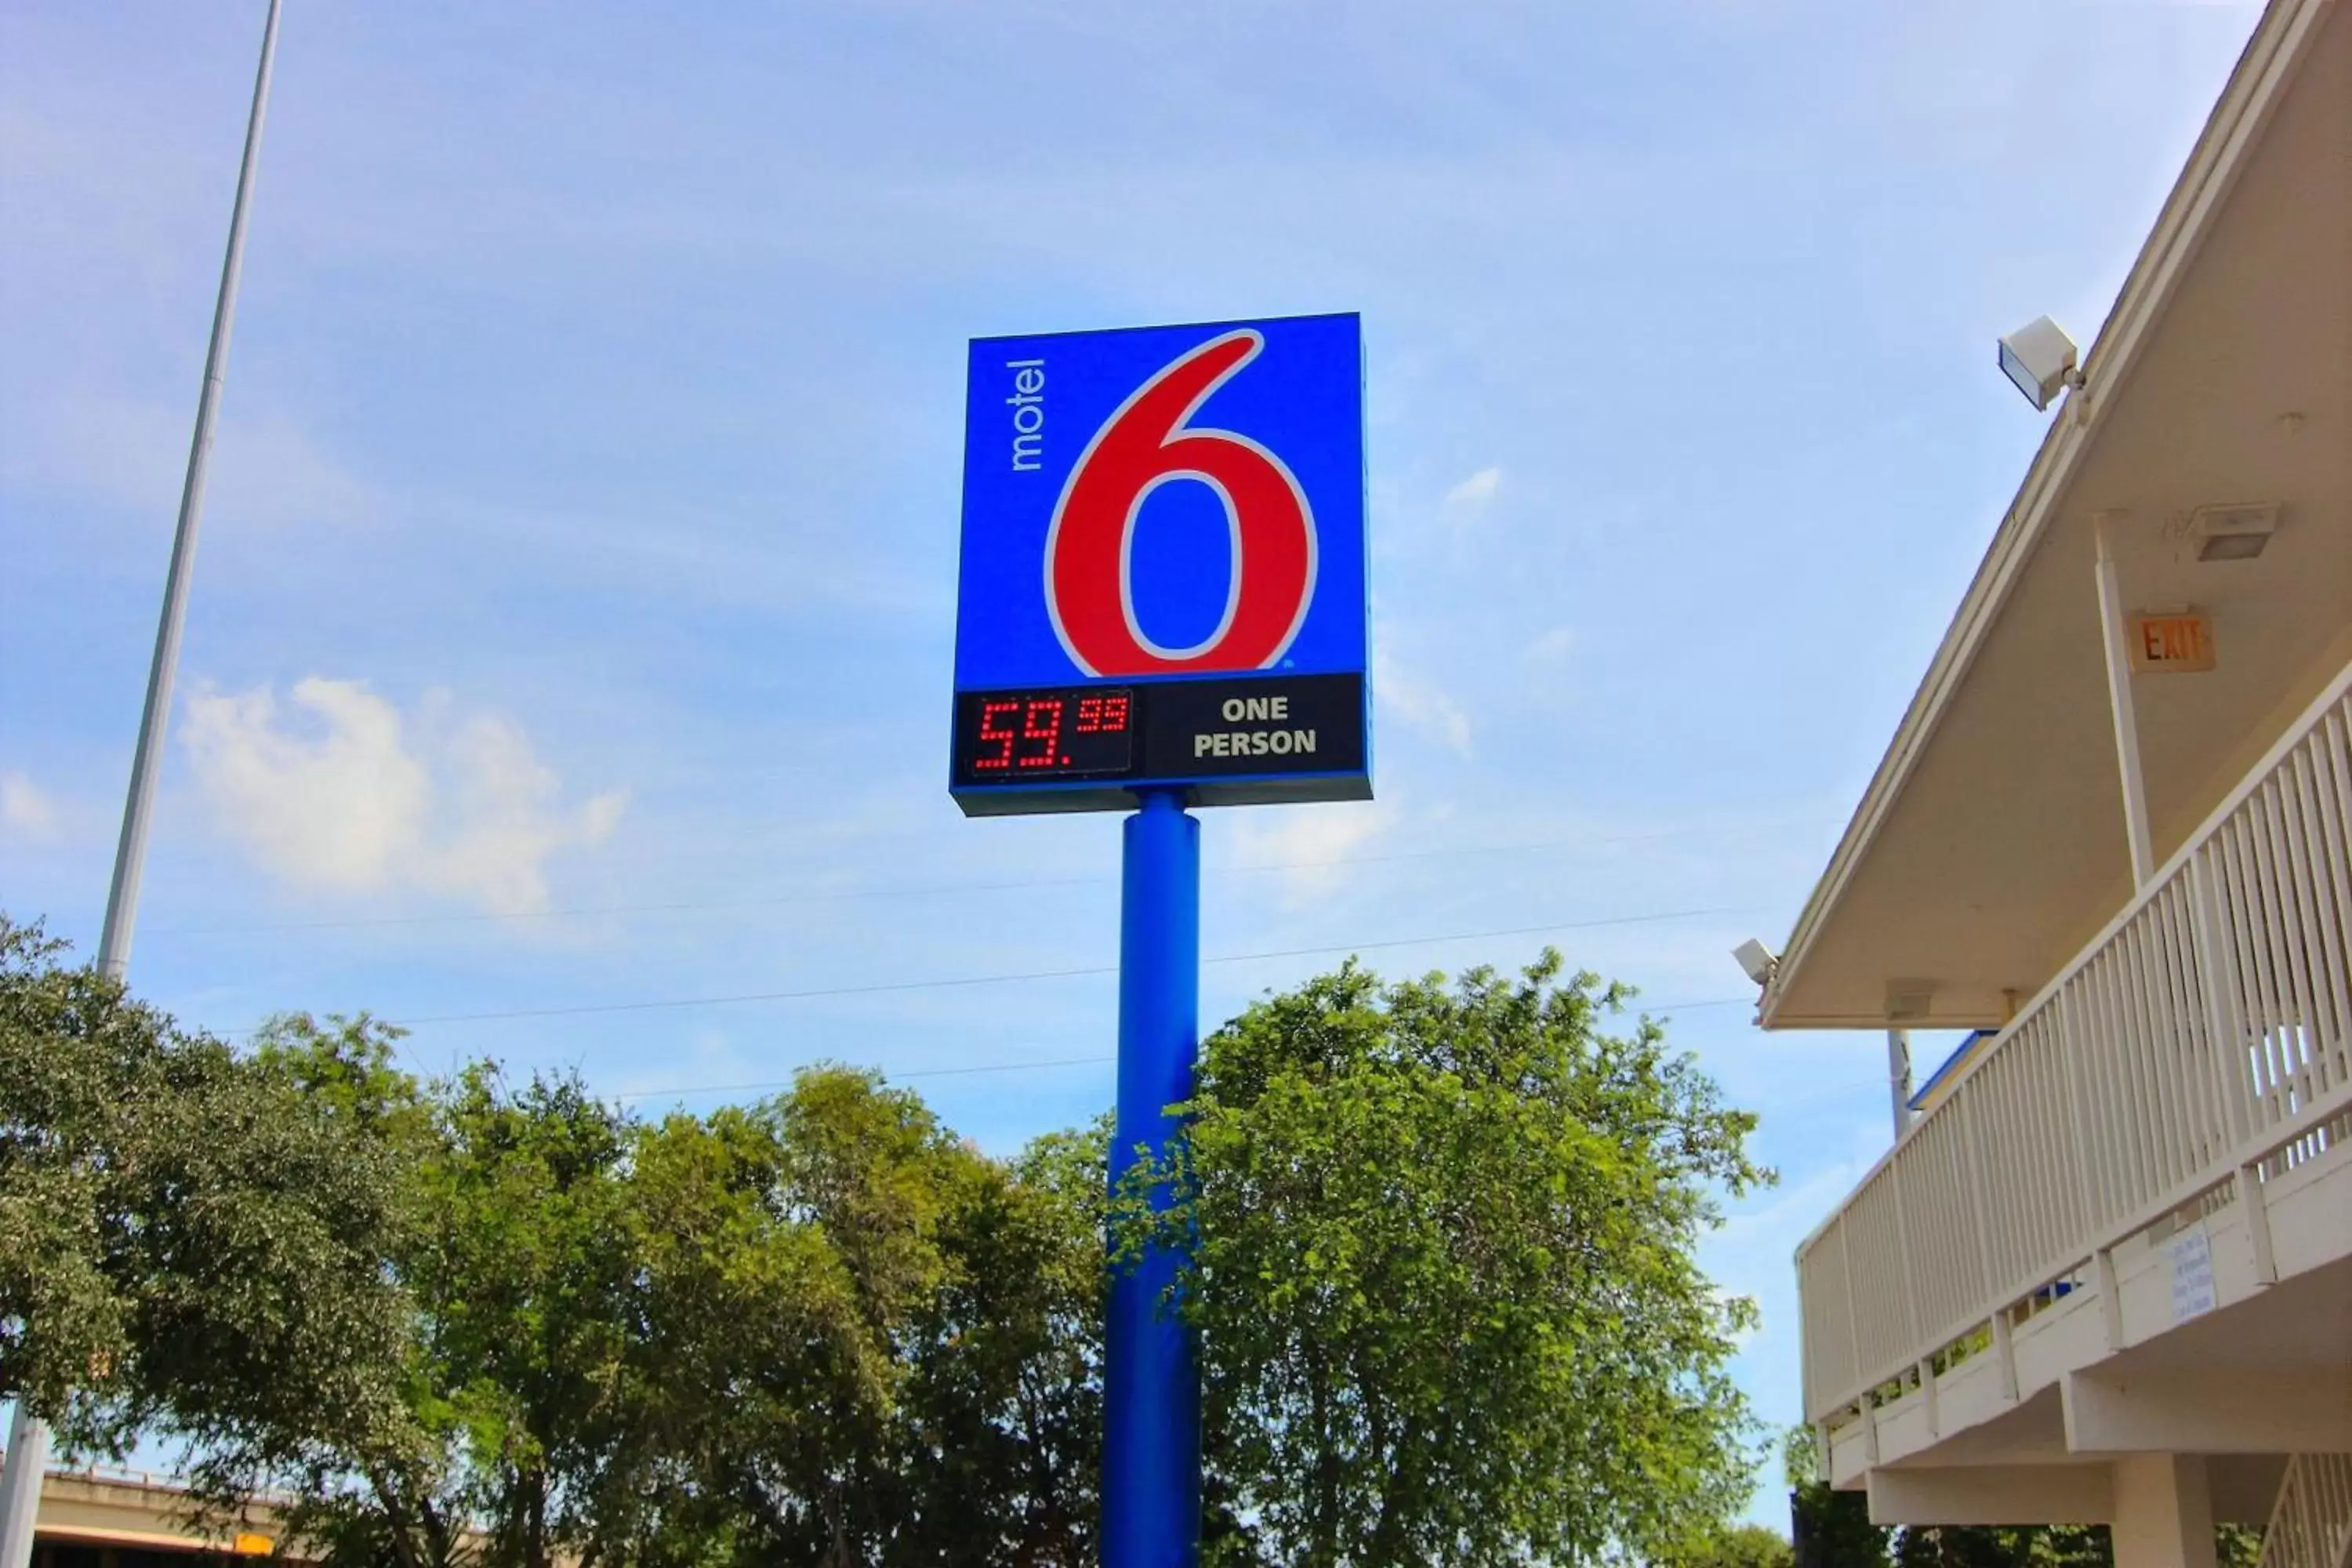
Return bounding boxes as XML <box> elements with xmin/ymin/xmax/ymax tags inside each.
<box><xmin>1997</xmin><ymin>316</ymin><xmax>2084</xmax><ymax>412</ymax></box>
<box><xmin>1732</xmin><ymin>938</ymin><xmax>1778</xmax><ymax>989</ymax></box>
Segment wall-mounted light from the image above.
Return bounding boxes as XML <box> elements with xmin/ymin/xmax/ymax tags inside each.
<box><xmin>2188</xmin><ymin>502</ymin><xmax>2279</xmax><ymax>561</ymax></box>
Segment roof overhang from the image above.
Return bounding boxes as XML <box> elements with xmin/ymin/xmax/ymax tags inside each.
<box><xmin>1762</xmin><ymin>0</ymin><xmax>2352</xmax><ymax>1030</ymax></box>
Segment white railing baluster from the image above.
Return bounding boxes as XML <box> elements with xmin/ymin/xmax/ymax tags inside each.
<box><xmin>2158</xmin><ymin>884</ymin><xmax>2217</xmax><ymax>1166</ymax></box>
<box><xmin>1835</xmin><ymin>1219</ymin><xmax>1856</xmax><ymax>1399</ymax></box>
<box><xmin>2263</xmin><ymin>775</ymin><xmax>2326</xmax><ymax>1111</ymax></box>
<box><xmin>2256</xmin><ymin>1454</ymin><xmax>2352</xmax><ymax>1568</ymax></box>
<box><xmin>2287</xmin><ymin>750</ymin><xmax>2350</xmax><ymax>1087</ymax></box>
<box><xmin>1959</xmin><ymin>1090</ymin><xmax>1998</xmax><ymax>1302</ymax></box>
<box><xmin>2056</xmin><ymin>987</ymin><xmax>2105</xmax><ymax>1247</ymax></box>
<box><xmin>2102</xmin><ymin>949</ymin><xmax>2146</xmax><ymax>1210</ymax></box>
<box><xmin>2319</xmin><ymin>713</ymin><xmax>2352</xmax><ymax>1087</ymax></box>
<box><xmin>2096</xmin><ymin>950</ymin><xmax>2150</xmax><ymax>1214</ymax></box>
<box><xmin>2188</xmin><ymin>848</ymin><xmax>2255</xmax><ymax>1149</ymax></box>
<box><xmin>2169</xmin><ymin>885</ymin><xmax>2220</xmax><ymax>1165</ymax></box>
<box><xmin>2212</xmin><ymin>823</ymin><xmax>2263</xmax><ymax>1129</ymax></box>
<box><xmin>2253</xmin><ymin>783</ymin><xmax>2317</xmax><ymax>1113</ymax></box>
<box><xmin>2134</xmin><ymin>909</ymin><xmax>2188</xmax><ymax>1188</ymax></box>
<box><xmin>1891</xmin><ymin>1157</ymin><xmax>1922</xmax><ymax>1348</ymax></box>
<box><xmin>2225</xmin><ymin>818</ymin><xmax>2288</xmax><ymax>1132</ymax></box>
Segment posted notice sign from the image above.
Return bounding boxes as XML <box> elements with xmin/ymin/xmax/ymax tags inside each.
<box><xmin>951</xmin><ymin>314</ymin><xmax>1370</xmax><ymax>815</ymax></box>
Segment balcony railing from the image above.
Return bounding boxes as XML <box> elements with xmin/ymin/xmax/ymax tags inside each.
<box><xmin>1799</xmin><ymin>657</ymin><xmax>2352</xmax><ymax>1425</ymax></box>
<box><xmin>2259</xmin><ymin>1454</ymin><xmax>2352</xmax><ymax>1568</ymax></box>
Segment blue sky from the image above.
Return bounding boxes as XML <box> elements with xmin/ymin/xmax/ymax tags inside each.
<box><xmin>2</xmin><ymin>0</ymin><xmax>2259</xmax><ymax>1519</ymax></box>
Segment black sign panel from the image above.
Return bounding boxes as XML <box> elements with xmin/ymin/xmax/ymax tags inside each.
<box><xmin>1134</xmin><ymin>673</ymin><xmax>1367</xmax><ymax>779</ymax></box>
<box><xmin>950</xmin><ymin>673</ymin><xmax>1368</xmax><ymax>813</ymax></box>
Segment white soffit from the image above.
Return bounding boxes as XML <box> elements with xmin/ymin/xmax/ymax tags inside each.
<box><xmin>1764</xmin><ymin>0</ymin><xmax>2352</xmax><ymax>1029</ymax></box>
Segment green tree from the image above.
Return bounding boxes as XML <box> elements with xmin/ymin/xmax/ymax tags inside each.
<box><xmin>0</xmin><ymin>920</ymin><xmax>420</xmax><ymax>1537</ymax></box>
<box><xmin>227</xmin><ymin>1026</ymin><xmax>640</xmax><ymax>1568</ymax></box>
<box><xmin>876</xmin><ymin>1120</ymin><xmax>1105</xmax><ymax>1566</ymax></box>
<box><xmin>1893</xmin><ymin>1521</ymin><xmax>2260</xmax><ymax>1568</ymax></box>
<box><xmin>198</xmin><ymin>1052</ymin><xmax>1102</xmax><ymax>1568</ymax></box>
<box><xmin>1134</xmin><ymin>954</ymin><xmax>1771</xmax><ymax>1567</ymax></box>
<box><xmin>607</xmin><ymin>1070</ymin><xmax>942</xmax><ymax>1566</ymax></box>
<box><xmin>612</xmin><ymin>1068</ymin><xmax>1102</xmax><ymax>1567</ymax></box>
<box><xmin>1894</xmin><ymin>1526</ymin><xmax>2110</xmax><ymax>1568</ymax></box>
<box><xmin>422</xmin><ymin>1064</ymin><xmax>641</xmax><ymax>1568</ymax></box>
<box><xmin>1784</xmin><ymin>1424</ymin><xmax>1887</xmax><ymax>1568</ymax></box>
<box><xmin>13</xmin><ymin>914</ymin><xmax>1783</xmax><ymax>1567</ymax></box>
<box><xmin>1675</xmin><ymin>1523</ymin><xmax>1797</xmax><ymax>1568</ymax></box>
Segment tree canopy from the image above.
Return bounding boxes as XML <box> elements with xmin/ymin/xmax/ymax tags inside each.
<box><xmin>0</xmin><ymin>918</ymin><xmax>417</xmax><ymax>1502</ymax></box>
<box><xmin>1133</xmin><ymin>953</ymin><xmax>1769</xmax><ymax>1566</ymax></box>
<box><xmin>5</xmin><ymin>915</ymin><xmax>1773</xmax><ymax>1566</ymax></box>
<box><xmin>1677</xmin><ymin>1523</ymin><xmax>1796</xmax><ymax>1568</ymax></box>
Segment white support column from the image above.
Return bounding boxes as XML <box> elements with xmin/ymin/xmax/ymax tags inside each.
<box><xmin>2236</xmin><ymin>1162</ymin><xmax>2278</xmax><ymax>1286</ymax></box>
<box><xmin>2094</xmin><ymin>512</ymin><xmax>2157</xmax><ymax>890</ymax></box>
<box><xmin>1991</xmin><ymin>1310</ymin><xmax>2020</xmax><ymax>1403</ymax></box>
<box><xmin>2112</xmin><ymin>1455</ymin><xmax>2218</xmax><ymax>1568</ymax></box>
<box><xmin>1888</xmin><ymin>1028</ymin><xmax>1916</xmax><ymax>1138</ymax></box>
<box><xmin>2094</xmin><ymin>1247</ymin><xmax>2125</xmax><ymax>1352</ymax></box>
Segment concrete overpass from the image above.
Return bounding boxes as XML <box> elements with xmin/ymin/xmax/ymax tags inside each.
<box><xmin>0</xmin><ymin>1463</ymin><xmax>282</xmax><ymax>1566</ymax></box>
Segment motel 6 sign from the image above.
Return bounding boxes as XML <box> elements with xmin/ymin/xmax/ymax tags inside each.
<box><xmin>951</xmin><ymin>313</ymin><xmax>1371</xmax><ymax>815</ymax></box>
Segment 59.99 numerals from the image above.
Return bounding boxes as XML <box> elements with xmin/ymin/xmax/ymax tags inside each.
<box><xmin>970</xmin><ymin>692</ymin><xmax>1131</xmax><ymax>772</ymax></box>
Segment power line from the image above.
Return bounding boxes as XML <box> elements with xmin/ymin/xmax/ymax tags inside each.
<box><xmin>614</xmin><ymin>1054</ymin><xmax>1117</xmax><ymax>1102</ymax></box>
<box><xmin>148</xmin><ymin>821</ymin><xmax>1794</xmax><ymax>938</ymax></box>
<box><xmin>609</xmin><ymin>995</ymin><xmax>1756</xmax><ymax>1104</ymax></box>
<box><xmin>382</xmin><ymin>906</ymin><xmax>1740</xmax><ymax>1029</ymax></box>
<box><xmin>169</xmin><ymin>873</ymin><xmax>1102</xmax><ymax>936</ymax></box>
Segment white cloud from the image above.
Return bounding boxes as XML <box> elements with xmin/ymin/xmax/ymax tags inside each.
<box><xmin>605</xmin><ymin>1028</ymin><xmax>757</xmax><ymax>1107</ymax></box>
<box><xmin>1372</xmin><ymin>647</ymin><xmax>1472</xmax><ymax>755</ymax></box>
<box><xmin>1523</xmin><ymin>625</ymin><xmax>1577</xmax><ymax>662</ymax></box>
<box><xmin>1227</xmin><ymin>796</ymin><xmax>1405</xmax><ymax>906</ymax></box>
<box><xmin>1443</xmin><ymin>466</ymin><xmax>1502</xmax><ymax>512</ymax></box>
<box><xmin>5</xmin><ymin>391</ymin><xmax>373</xmax><ymax>533</ymax></box>
<box><xmin>180</xmin><ymin>678</ymin><xmax>627</xmax><ymax>913</ymax></box>
<box><xmin>0</xmin><ymin>771</ymin><xmax>60</xmax><ymax>841</ymax></box>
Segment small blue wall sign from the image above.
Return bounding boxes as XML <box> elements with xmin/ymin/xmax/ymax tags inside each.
<box><xmin>952</xmin><ymin>312</ymin><xmax>1370</xmax><ymax>815</ymax></box>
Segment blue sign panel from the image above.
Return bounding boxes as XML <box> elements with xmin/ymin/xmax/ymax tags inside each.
<box><xmin>952</xmin><ymin>313</ymin><xmax>1370</xmax><ymax>815</ymax></box>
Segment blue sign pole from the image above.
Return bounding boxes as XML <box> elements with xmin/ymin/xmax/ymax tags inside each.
<box><xmin>951</xmin><ymin>313</ymin><xmax>1366</xmax><ymax>1559</ymax></box>
<box><xmin>1105</xmin><ymin>786</ymin><xmax>1202</xmax><ymax>1567</ymax></box>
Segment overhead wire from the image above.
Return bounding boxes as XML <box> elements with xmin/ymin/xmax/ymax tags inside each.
<box><xmin>147</xmin><ymin>819</ymin><xmax>1798</xmax><ymax>938</ymax></box>
<box><xmin>376</xmin><ymin>906</ymin><xmax>1743</xmax><ymax>1029</ymax></box>
<box><xmin>610</xmin><ymin>994</ymin><xmax>1757</xmax><ymax>1103</ymax></box>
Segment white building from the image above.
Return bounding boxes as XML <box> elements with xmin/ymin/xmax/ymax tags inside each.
<box><xmin>1758</xmin><ymin>0</ymin><xmax>2351</xmax><ymax>1564</ymax></box>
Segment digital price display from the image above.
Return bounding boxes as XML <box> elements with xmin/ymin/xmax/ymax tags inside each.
<box><xmin>953</xmin><ymin>688</ymin><xmax>1134</xmax><ymax>782</ymax></box>
<box><xmin>950</xmin><ymin>673</ymin><xmax>1367</xmax><ymax>811</ymax></box>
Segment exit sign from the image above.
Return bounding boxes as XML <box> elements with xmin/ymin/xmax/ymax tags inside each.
<box><xmin>2128</xmin><ymin>612</ymin><xmax>2216</xmax><ymax>673</ymax></box>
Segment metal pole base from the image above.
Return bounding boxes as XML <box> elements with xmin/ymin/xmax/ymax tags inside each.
<box><xmin>0</xmin><ymin>1407</ymin><xmax>49</xmax><ymax>1568</ymax></box>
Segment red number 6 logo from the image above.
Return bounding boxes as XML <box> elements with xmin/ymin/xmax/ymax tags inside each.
<box><xmin>1044</xmin><ymin>330</ymin><xmax>1318</xmax><ymax>677</ymax></box>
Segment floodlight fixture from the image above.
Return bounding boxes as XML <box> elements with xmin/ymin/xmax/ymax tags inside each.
<box><xmin>1997</xmin><ymin>316</ymin><xmax>2084</xmax><ymax>411</ymax></box>
<box><xmin>1733</xmin><ymin>938</ymin><xmax>1778</xmax><ymax>989</ymax></box>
